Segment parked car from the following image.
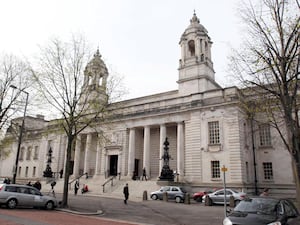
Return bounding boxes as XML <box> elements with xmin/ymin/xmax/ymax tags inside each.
<box><xmin>204</xmin><ymin>188</ymin><xmax>246</xmax><ymax>206</ymax></box>
<box><xmin>192</xmin><ymin>188</ymin><xmax>218</xmax><ymax>202</ymax></box>
<box><xmin>150</xmin><ymin>186</ymin><xmax>186</xmax><ymax>203</ymax></box>
<box><xmin>223</xmin><ymin>197</ymin><xmax>299</xmax><ymax>225</ymax></box>
<box><xmin>0</xmin><ymin>184</ymin><xmax>58</xmax><ymax>209</ymax></box>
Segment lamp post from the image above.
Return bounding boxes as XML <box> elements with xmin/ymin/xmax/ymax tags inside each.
<box><xmin>10</xmin><ymin>85</ymin><xmax>29</xmax><ymax>184</ymax></box>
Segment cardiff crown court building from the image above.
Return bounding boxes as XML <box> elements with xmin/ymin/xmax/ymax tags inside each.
<box><xmin>0</xmin><ymin>13</ymin><xmax>295</xmax><ymax>194</ymax></box>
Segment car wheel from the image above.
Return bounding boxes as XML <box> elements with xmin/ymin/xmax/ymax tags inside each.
<box><xmin>175</xmin><ymin>196</ymin><xmax>182</xmax><ymax>203</ymax></box>
<box><xmin>151</xmin><ymin>194</ymin><xmax>158</xmax><ymax>200</ymax></box>
<box><xmin>45</xmin><ymin>201</ymin><xmax>54</xmax><ymax>210</ymax></box>
<box><xmin>7</xmin><ymin>199</ymin><xmax>17</xmax><ymax>209</ymax></box>
<box><xmin>205</xmin><ymin>196</ymin><xmax>213</xmax><ymax>206</ymax></box>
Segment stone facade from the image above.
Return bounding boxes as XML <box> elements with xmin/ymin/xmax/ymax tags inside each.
<box><xmin>0</xmin><ymin>13</ymin><xmax>295</xmax><ymax>194</ymax></box>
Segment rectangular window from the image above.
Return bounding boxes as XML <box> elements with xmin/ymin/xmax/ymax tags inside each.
<box><xmin>211</xmin><ymin>160</ymin><xmax>220</xmax><ymax>178</ymax></box>
<box><xmin>208</xmin><ymin>121</ymin><xmax>220</xmax><ymax>144</ymax></box>
<box><xmin>18</xmin><ymin>166</ymin><xmax>22</xmax><ymax>177</ymax></box>
<box><xmin>33</xmin><ymin>146</ymin><xmax>39</xmax><ymax>160</ymax></box>
<box><xmin>263</xmin><ymin>162</ymin><xmax>273</xmax><ymax>180</ymax></box>
<box><xmin>259</xmin><ymin>124</ymin><xmax>271</xmax><ymax>146</ymax></box>
<box><xmin>32</xmin><ymin>166</ymin><xmax>36</xmax><ymax>177</ymax></box>
<box><xmin>25</xmin><ymin>166</ymin><xmax>29</xmax><ymax>177</ymax></box>
<box><xmin>19</xmin><ymin>147</ymin><xmax>25</xmax><ymax>161</ymax></box>
<box><xmin>26</xmin><ymin>147</ymin><xmax>32</xmax><ymax>160</ymax></box>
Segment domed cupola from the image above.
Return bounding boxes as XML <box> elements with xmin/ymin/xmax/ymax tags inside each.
<box><xmin>178</xmin><ymin>12</ymin><xmax>220</xmax><ymax>96</ymax></box>
<box><xmin>83</xmin><ymin>49</ymin><xmax>108</xmax><ymax>90</ymax></box>
<box><xmin>79</xmin><ymin>48</ymin><xmax>108</xmax><ymax>108</ymax></box>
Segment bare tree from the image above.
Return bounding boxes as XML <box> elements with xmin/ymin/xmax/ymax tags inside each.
<box><xmin>32</xmin><ymin>34</ymin><xmax>125</xmax><ymax>207</ymax></box>
<box><xmin>229</xmin><ymin>0</ymin><xmax>300</xmax><ymax>203</ymax></box>
<box><xmin>0</xmin><ymin>53</ymin><xmax>31</xmax><ymax>133</ymax></box>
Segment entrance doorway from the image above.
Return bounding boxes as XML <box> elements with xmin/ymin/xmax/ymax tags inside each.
<box><xmin>109</xmin><ymin>155</ymin><xmax>118</xmax><ymax>176</ymax></box>
<box><xmin>134</xmin><ymin>159</ymin><xmax>139</xmax><ymax>178</ymax></box>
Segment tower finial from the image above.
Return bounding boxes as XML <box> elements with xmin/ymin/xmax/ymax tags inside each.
<box><xmin>190</xmin><ymin>10</ymin><xmax>199</xmax><ymax>24</ymax></box>
<box><xmin>94</xmin><ymin>46</ymin><xmax>101</xmax><ymax>58</ymax></box>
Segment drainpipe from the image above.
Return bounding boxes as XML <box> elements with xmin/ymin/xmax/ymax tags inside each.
<box><xmin>250</xmin><ymin>117</ymin><xmax>258</xmax><ymax>195</ymax></box>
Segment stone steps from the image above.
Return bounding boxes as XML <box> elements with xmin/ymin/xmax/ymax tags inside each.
<box><xmin>40</xmin><ymin>177</ymin><xmax>161</xmax><ymax>202</ymax></box>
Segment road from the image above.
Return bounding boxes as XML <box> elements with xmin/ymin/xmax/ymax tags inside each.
<box><xmin>0</xmin><ymin>194</ymin><xmax>225</xmax><ymax>225</ymax></box>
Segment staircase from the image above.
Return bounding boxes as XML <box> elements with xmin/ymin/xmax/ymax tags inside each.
<box><xmin>40</xmin><ymin>176</ymin><xmax>161</xmax><ymax>202</ymax></box>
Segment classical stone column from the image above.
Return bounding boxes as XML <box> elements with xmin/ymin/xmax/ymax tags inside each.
<box><xmin>159</xmin><ymin>124</ymin><xmax>166</xmax><ymax>174</ymax></box>
<box><xmin>177</xmin><ymin>122</ymin><xmax>184</xmax><ymax>180</ymax></box>
<box><xmin>128</xmin><ymin>128</ymin><xmax>135</xmax><ymax>177</ymax></box>
<box><xmin>143</xmin><ymin>126</ymin><xmax>150</xmax><ymax>178</ymax></box>
<box><xmin>73</xmin><ymin>135</ymin><xmax>81</xmax><ymax>178</ymax></box>
<box><xmin>95</xmin><ymin>133</ymin><xmax>101</xmax><ymax>176</ymax></box>
<box><xmin>84</xmin><ymin>133</ymin><xmax>92</xmax><ymax>175</ymax></box>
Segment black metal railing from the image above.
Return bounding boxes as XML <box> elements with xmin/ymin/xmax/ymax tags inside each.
<box><xmin>102</xmin><ymin>176</ymin><xmax>117</xmax><ymax>193</ymax></box>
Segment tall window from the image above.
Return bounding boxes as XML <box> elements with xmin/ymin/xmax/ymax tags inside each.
<box><xmin>18</xmin><ymin>166</ymin><xmax>22</xmax><ymax>177</ymax></box>
<box><xmin>259</xmin><ymin>124</ymin><xmax>271</xmax><ymax>146</ymax></box>
<box><xmin>211</xmin><ymin>160</ymin><xmax>220</xmax><ymax>178</ymax></box>
<box><xmin>26</xmin><ymin>147</ymin><xmax>32</xmax><ymax>160</ymax></box>
<box><xmin>263</xmin><ymin>162</ymin><xmax>273</xmax><ymax>180</ymax></box>
<box><xmin>188</xmin><ymin>40</ymin><xmax>195</xmax><ymax>56</ymax></box>
<box><xmin>19</xmin><ymin>147</ymin><xmax>25</xmax><ymax>161</ymax></box>
<box><xmin>32</xmin><ymin>166</ymin><xmax>36</xmax><ymax>177</ymax></box>
<box><xmin>33</xmin><ymin>146</ymin><xmax>39</xmax><ymax>160</ymax></box>
<box><xmin>25</xmin><ymin>166</ymin><xmax>29</xmax><ymax>177</ymax></box>
<box><xmin>208</xmin><ymin>121</ymin><xmax>220</xmax><ymax>144</ymax></box>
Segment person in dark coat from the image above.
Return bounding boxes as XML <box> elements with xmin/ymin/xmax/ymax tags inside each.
<box><xmin>123</xmin><ymin>183</ymin><xmax>129</xmax><ymax>204</ymax></box>
<box><xmin>142</xmin><ymin>167</ymin><xmax>147</xmax><ymax>181</ymax></box>
<box><xmin>59</xmin><ymin>169</ymin><xmax>63</xmax><ymax>178</ymax></box>
<box><xmin>74</xmin><ymin>180</ymin><xmax>79</xmax><ymax>195</ymax></box>
<box><xmin>33</xmin><ymin>180</ymin><xmax>42</xmax><ymax>190</ymax></box>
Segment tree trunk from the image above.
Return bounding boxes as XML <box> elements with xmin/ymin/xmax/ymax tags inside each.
<box><xmin>61</xmin><ymin>135</ymin><xmax>74</xmax><ymax>208</ymax></box>
<box><xmin>292</xmin><ymin>157</ymin><xmax>300</xmax><ymax>209</ymax></box>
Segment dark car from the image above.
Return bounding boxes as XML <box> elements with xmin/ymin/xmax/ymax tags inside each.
<box><xmin>223</xmin><ymin>197</ymin><xmax>299</xmax><ymax>225</ymax></box>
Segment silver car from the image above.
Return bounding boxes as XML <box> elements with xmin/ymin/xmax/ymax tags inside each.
<box><xmin>204</xmin><ymin>188</ymin><xmax>246</xmax><ymax>206</ymax></box>
<box><xmin>150</xmin><ymin>186</ymin><xmax>186</xmax><ymax>203</ymax></box>
<box><xmin>0</xmin><ymin>184</ymin><xmax>57</xmax><ymax>209</ymax></box>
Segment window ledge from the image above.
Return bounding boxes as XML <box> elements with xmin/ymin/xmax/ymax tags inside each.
<box><xmin>258</xmin><ymin>145</ymin><xmax>273</xmax><ymax>150</ymax></box>
<box><xmin>211</xmin><ymin>178</ymin><xmax>222</xmax><ymax>182</ymax></box>
<box><xmin>208</xmin><ymin>144</ymin><xmax>222</xmax><ymax>152</ymax></box>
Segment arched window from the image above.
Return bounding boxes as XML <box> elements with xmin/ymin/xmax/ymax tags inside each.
<box><xmin>188</xmin><ymin>40</ymin><xmax>195</xmax><ymax>56</ymax></box>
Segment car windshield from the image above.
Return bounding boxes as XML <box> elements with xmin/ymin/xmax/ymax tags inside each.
<box><xmin>234</xmin><ymin>198</ymin><xmax>278</xmax><ymax>215</ymax></box>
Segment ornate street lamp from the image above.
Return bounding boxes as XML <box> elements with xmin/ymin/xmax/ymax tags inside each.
<box><xmin>10</xmin><ymin>85</ymin><xmax>29</xmax><ymax>184</ymax></box>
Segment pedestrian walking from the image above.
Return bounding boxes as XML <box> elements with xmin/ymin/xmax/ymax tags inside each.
<box><xmin>142</xmin><ymin>167</ymin><xmax>147</xmax><ymax>181</ymax></box>
<box><xmin>123</xmin><ymin>183</ymin><xmax>129</xmax><ymax>204</ymax></box>
<box><xmin>74</xmin><ymin>180</ymin><xmax>80</xmax><ymax>195</ymax></box>
<box><xmin>59</xmin><ymin>169</ymin><xmax>63</xmax><ymax>178</ymax></box>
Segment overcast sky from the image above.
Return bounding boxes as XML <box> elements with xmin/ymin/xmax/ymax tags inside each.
<box><xmin>1</xmin><ymin>0</ymin><xmax>242</xmax><ymax>101</ymax></box>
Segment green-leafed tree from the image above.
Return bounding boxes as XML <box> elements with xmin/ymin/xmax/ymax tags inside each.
<box><xmin>32</xmin><ymin>34</ymin><xmax>126</xmax><ymax>207</ymax></box>
<box><xmin>229</xmin><ymin>0</ymin><xmax>300</xmax><ymax>204</ymax></box>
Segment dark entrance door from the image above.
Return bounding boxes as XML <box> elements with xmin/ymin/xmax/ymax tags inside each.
<box><xmin>110</xmin><ymin>155</ymin><xmax>118</xmax><ymax>176</ymax></box>
<box><xmin>134</xmin><ymin>159</ymin><xmax>139</xmax><ymax>178</ymax></box>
